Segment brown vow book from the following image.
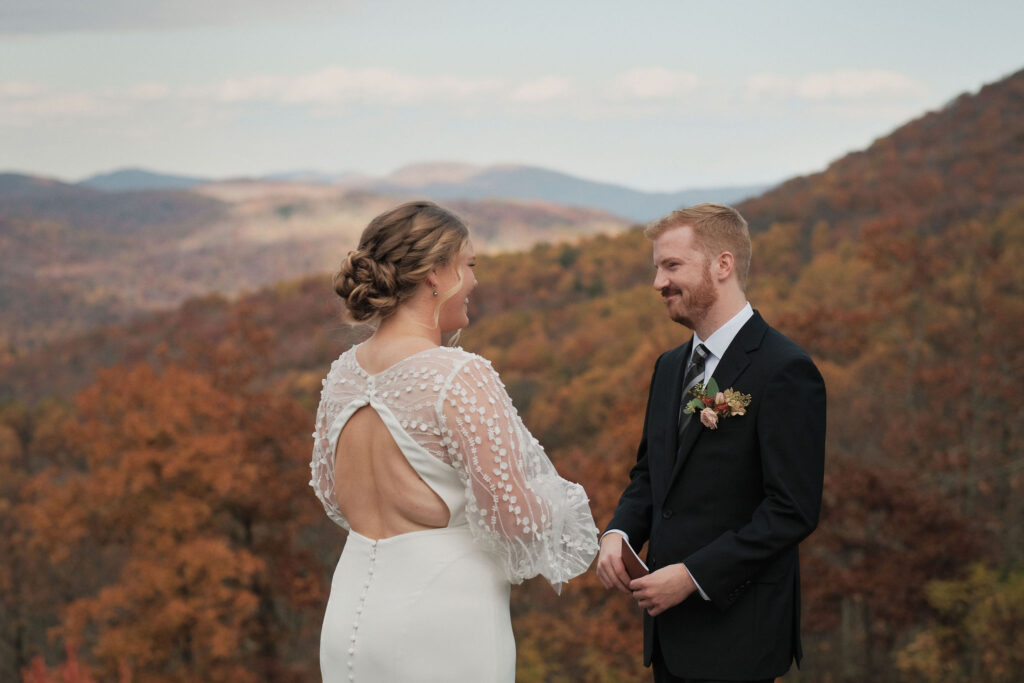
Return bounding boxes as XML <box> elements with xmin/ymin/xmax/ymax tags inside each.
<box><xmin>620</xmin><ymin>536</ymin><xmax>649</xmax><ymax>579</ymax></box>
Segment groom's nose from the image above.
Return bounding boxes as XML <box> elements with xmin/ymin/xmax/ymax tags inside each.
<box><xmin>652</xmin><ymin>268</ymin><xmax>668</xmax><ymax>291</ymax></box>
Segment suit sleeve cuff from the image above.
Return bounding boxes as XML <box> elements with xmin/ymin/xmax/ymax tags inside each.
<box><xmin>684</xmin><ymin>564</ymin><xmax>710</xmax><ymax>601</ymax></box>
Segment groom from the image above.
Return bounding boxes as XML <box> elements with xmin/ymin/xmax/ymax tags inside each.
<box><xmin>597</xmin><ymin>204</ymin><xmax>826</xmax><ymax>682</ymax></box>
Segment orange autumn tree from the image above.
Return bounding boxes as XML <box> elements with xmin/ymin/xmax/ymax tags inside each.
<box><xmin>1</xmin><ymin>399</ymin><xmax>83</xmax><ymax>681</ymax></box>
<box><xmin>24</xmin><ymin>363</ymin><xmax>325</xmax><ymax>682</ymax></box>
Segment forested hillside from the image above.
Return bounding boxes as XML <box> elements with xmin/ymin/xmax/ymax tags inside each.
<box><xmin>2</xmin><ymin>69</ymin><xmax>1022</xmax><ymax>681</ymax></box>
<box><xmin>0</xmin><ymin>178</ymin><xmax>629</xmax><ymax>354</ymax></box>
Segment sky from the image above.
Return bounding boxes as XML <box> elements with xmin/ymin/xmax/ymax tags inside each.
<box><xmin>1</xmin><ymin>1</ymin><xmax>1022</xmax><ymax>191</ymax></box>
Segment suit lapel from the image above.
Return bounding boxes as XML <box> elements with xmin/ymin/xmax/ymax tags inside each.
<box><xmin>666</xmin><ymin>338</ymin><xmax>692</xmax><ymax>456</ymax></box>
<box><xmin>667</xmin><ymin>312</ymin><xmax>768</xmax><ymax>491</ymax></box>
<box><xmin>651</xmin><ymin>340</ymin><xmax>691</xmax><ymax>506</ymax></box>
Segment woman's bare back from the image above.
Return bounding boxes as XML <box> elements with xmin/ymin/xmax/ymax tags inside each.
<box><xmin>333</xmin><ymin>343</ymin><xmax>450</xmax><ymax>539</ymax></box>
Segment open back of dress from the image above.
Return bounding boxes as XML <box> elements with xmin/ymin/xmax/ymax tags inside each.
<box><xmin>333</xmin><ymin>405</ymin><xmax>450</xmax><ymax>538</ymax></box>
<box><xmin>309</xmin><ymin>344</ymin><xmax>599</xmax><ymax>682</ymax></box>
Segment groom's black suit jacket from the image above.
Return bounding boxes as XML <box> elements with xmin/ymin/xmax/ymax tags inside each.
<box><xmin>607</xmin><ymin>312</ymin><xmax>826</xmax><ymax>680</ymax></box>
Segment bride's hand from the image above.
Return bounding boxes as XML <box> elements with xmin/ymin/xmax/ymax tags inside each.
<box><xmin>596</xmin><ymin>533</ymin><xmax>632</xmax><ymax>594</ymax></box>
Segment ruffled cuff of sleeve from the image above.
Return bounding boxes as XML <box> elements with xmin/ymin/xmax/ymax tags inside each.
<box><xmin>539</xmin><ymin>480</ymin><xmax>600</xmax><ymax>593</ymax></box>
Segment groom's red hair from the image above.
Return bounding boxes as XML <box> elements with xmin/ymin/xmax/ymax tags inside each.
<box><xmin>644</xmin><ymin>203</ymin><xmax>752</xmax><ymax>289</ymax></box>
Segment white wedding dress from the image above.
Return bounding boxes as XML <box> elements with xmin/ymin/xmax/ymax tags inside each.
<box><xmin>310</xmin><ymin>344</ymin><xmax>598</xmax><ymax>682</ymax></box>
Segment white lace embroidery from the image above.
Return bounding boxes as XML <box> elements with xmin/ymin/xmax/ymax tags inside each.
<box><xmin>310</xmin><ymin>345</ymin><xmax>599</xmax><ymax>589</ymax></box>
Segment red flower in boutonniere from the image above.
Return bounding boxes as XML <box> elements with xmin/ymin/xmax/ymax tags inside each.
<box><xmin>683</xmin><ymin>379</ymin><xmax>752</xmax><ymax>430</ymax></box>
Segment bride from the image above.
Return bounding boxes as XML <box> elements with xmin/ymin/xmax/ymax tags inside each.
<box><xmin>310</xmin><ymin>201</ymin><xmax>599</xmax><ymax>682</ymax></box>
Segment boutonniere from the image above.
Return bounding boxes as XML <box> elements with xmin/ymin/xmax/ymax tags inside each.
<box><xmin>683</xmin><ymin>379</ymin><xmax>752</xmax><ymax>430</ymax></box>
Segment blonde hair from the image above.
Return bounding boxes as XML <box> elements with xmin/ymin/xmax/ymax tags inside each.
<box><xmin>334</xmin><ymin>201</ymin><xmax>469</xmax><ymax>324</ymax></box>
<box><xmin>644</xmin><ymin>203</ymin><xmax>751</xmax><ymax>289</ymax></box>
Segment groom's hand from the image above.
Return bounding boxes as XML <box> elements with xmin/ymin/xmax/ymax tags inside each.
<box><xmin>629</xmin><ymin>563</ymin><xmax>696</xmax><ymax>616</ymax></box>
<box><xmin>596</xmin><ymin>533</ymin><xmax>632</xmax><ymax>594</ymax></box>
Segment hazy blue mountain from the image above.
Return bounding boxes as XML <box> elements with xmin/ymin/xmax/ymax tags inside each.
<box><xmin>79</xmin><ymin>167</ymin><xmax>211</xmax><ymax>192</ymax></box>
<box><xmin>0</xmin><ymin>173</ymin><xmax>94</xmax><ymax>199</ymax></box>
<box><xmin>69</xmin><ymin>164</ymin><xmax>769</xmax><ymax>220</ymax></box>
<box><xmin>360</xmin><ymin>163</ymin><xmax>771</xmax><ymax>223</ymax></box>
<box><xmin>261</xmin><ymin>170</ymin><xmax>364</xmax><ymax>184</ymax></box>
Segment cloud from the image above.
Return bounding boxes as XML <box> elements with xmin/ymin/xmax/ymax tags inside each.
<box><xmin>0</xmin><ymin>82</ymin><xmax>122</xmax><ymax>124</ymax></box>
<box><xmin>610</xmin><ymin>67</ymin><xmax>699</xmax><ymax>100</ymax></box>
<box><xmin>797</xmin><ymin>69</ymin><xmax>926</xmax><ymax>99</ymax></box>
<box><xmin>746</xmin><ymin>73</ymin><xmax>796</xmax><ymax>100</ymax></box>
<box><xmin>0</xmin><ymin>81</ymin><xmax>48</xmax><ymax>98</ymax></box>
<box><xmin>0</xmin><ymin>67</ymin><xmax>508</xmax><ymax>125</ymax></box>
<box><xmin>0</xmin><ymin>94</ymin><xmax>119</xmax><ymax>124</ymax></box>
<box><xmin>193</xmin><ymin>68</ymin><xmax>501</xmax><ymax>106</ymax></box>
<box><xmin>510</xmin><ymin>77</ymin><xmax>571</xmax><ymax>103</ymax></box>
<box><xmin>2</xmin><ymin>64</ymin><xmax>735</xmax><ymax>128</ymax></box>
<box><xmin>0</xmin><ymin>0</ymin><xmax>349</xmax><ymax>34</ymax></box>
<box><xmin>747</xmin><ymin>69</ymin><xmax>927</xmax><ymax>101</ymax></box>
<box><xmin>123</xmin><ymin>83</ymin><xmax>174</xmax><ymax>101</ymax></box>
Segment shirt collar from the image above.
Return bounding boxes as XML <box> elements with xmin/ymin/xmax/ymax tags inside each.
<box><xmin>691</xmin><ymin>302</ymin><xmax>754</xmax><ymax>361</ymax></box>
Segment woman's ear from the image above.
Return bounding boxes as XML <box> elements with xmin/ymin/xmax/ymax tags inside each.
<box><xmin>425</xmin><ymin>268</ymin><xmax>441</xmax><ymax>291</ymax></box>
<box><xmin>430</xmin><ymin>262</ymin><xmax>455</xmax><ymax>288</ymax></box>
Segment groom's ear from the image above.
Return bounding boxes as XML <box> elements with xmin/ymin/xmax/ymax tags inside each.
<box><xmin>714</xmin><ymin>251</ymin><xmax>735</xmax><ymax>282</ymax></box>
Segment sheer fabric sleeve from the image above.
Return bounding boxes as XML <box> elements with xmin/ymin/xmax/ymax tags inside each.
<box><xmin>310</xmin><ymin>373</ymin><xmax>350</xmax><ymax>530</ymax></box>
<box><xmin>440</xmin><ymin>355</ymin><xmax>599</xmax><ymax>591</ymax></box>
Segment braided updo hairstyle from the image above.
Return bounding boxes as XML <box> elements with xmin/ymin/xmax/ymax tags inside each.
<box><xmin>334</xmin><ymin>201</ymin><xmax>470</xmax><ymax>324</ymax></box>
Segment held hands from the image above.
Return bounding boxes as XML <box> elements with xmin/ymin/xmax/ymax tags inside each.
<box><xmin>596</xmin><ymin>534</ymin><xmax>696</xmax><ymax>616</ymax></box>
<box><xmin>596</xmin><ymin>533</ymin><xmax>632</xmax><ymax>594</ymax></box>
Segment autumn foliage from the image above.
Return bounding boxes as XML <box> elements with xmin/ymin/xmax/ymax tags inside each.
<box><xmin>2</xmin><ymin>68</ymin><xmax>1023</xmax><ymax>681</ymax></box>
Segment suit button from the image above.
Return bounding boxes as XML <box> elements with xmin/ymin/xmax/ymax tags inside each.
<box><xmin>662</xmin><ymin>509</ymin><xmax>673</xmax><ymax>519</ymax></box>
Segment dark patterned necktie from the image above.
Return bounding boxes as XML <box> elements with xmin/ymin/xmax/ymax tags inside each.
<box><xmin>678</xmin><ymin>343</ymin><xmax>709</xmax><ymax>432</ymax></box>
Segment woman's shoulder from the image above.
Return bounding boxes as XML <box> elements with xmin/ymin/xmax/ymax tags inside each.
<box><xmin>433</xmin><ymin>346</ymin><xmax>500</xmax><ymax>376</ymax></box>
<box><xmin>325</xmin><ymin>345</ymin><xmax>360</xmax><ymax>378</ymax></box>
<box><xmin>316</xmin><ymin>347</ymin><xmax>361</xmax><ymax>400</ymax></box>
<box><xmin>322</xmin><ymin>344</ymin><xmax>500</xmax><ymax>388</ymax></box>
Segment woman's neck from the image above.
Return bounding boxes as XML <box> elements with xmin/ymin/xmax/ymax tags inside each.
<box><xmin>373</xmin><ymin>307</ymin><xmax>442</xmax><ymax>348</ymax></box>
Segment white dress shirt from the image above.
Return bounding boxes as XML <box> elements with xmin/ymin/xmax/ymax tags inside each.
<box><xmin>607</xmin><ymin>302</ymin><xmax>754</xmax><ymax>600</ymax></box>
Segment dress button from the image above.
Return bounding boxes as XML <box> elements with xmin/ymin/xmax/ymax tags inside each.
<box><xmin>662</xmin><ymin>509</ymin><xmax>673</xmax><ymax>519</ymax></box>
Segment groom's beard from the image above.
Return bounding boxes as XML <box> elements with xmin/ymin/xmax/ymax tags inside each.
<box><xmin>661</xmin><ymin>265</ymin><xmax>717</xmax><ymax>330</ymax></box>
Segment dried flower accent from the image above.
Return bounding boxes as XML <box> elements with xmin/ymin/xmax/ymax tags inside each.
<box><xmin>683</xmin><ymin>378</ymin><xmax>752</xmax><ymax>430</ymax></box>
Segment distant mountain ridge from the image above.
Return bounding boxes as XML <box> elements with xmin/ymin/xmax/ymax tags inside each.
<box><xmin>0</xmin><ymin>174</ymin><xmax>629</xmax><ymax>351</ymax></box>
<box><xmin>69</xmin><ymin>163</ymin><xmax>769</xmax><ymax>222</ymax></box>
<box><xmin>79</xmin><ymin>167</ymin><xmax>211</xmax><ymax>191</ymax></box>
<box><xmin>352</xmin><ymin>163</ymin><xmax>769</xmax><ymax>222</ymax></box>
<box><xmin>9</xmin><ymin>66</ymin><xmax>1023</xmax><ymax>389</ymax></box>
<box><xmin>739</xmin><ymin>65</ymin><xmax>1024</xmax><ymax>245</ymax></box>
<box><xmin>3</xmin><ymin>71</ymin><xmax>1022</xmax><ymax>683</ymax></box>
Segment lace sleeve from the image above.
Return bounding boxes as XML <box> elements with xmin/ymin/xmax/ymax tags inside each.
<box><xmin>310</xmin><ymin>373</ymin><xmax>350</xmax><ymax>530</ymax></box>
<box><xmin>440</xmin><ymin>355</ymin><xmax>599</xmax><ymax>591</ymax></box>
